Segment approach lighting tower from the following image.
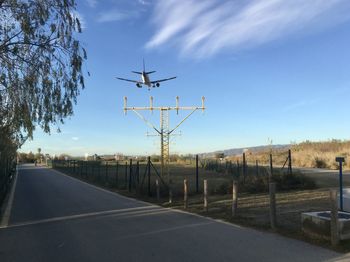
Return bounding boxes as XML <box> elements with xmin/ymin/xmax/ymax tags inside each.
<box><xmin>123</xmin><ymin>96</ymin><xmax>205</xmax><ymax>177</ymax></box>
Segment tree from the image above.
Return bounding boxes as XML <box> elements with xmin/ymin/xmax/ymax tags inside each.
<box><xmin>0</xmin><ymin>0</ymin><xmax>87</xmax><ymax>144</ymax></box>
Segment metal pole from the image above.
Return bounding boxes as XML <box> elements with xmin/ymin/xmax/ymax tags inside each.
<box><xmin>196</xmin><ymin>154</ymin><xmax>199</xmax><ymax>193</ymax></box>
<box><xmin>184</xmin><ymin>179</ymin><xmax>188</xmax><ymax>209</ymax></box>
<box><xmin>339</xmin><ymin>160</ymin><xmax>343</xmax><ymax>211</ymax></box>
<box><xmin>336</xmin><ymin>157</ymin><xmax>345</xmax><ymax>211</ymax></box>
<box><xmin>124</xmin><ymin>161</ymin><xmax>128</xmax><ymax>189</ymax></box>
<box><xmin>105</xmin><ymin>162</ymin><xmax>108</xmax><ymax>184</ymax></box>
<box><xmin>115</xmin><ymin>161</ymin><xmax>119</xmax><ymax>187</ymax></box>
<box><xmin>129</xmin><ymin>159</ymin><xmax>132</xmax><ymax>192</ymax></box>
<box><xmin>156</xmin><ymin>179</ymin><xmax>160</xmax><ymax>201</ymax></box>
<box><xmin>269</xmin><ymin>154</ymin><xmax>273</xmax><ymax>182</ymax></box>
<box><xmin>288</xmin><ymin>149</ymin><xmax>292</xmax><ymax>175</ymax></box>
<box><xmin>243</xmin><ymin>153</ymin><xmax>246</xmax><ymax>184</ymax></box>
<box><xmin>147</xmin><ymin>157</ymin><xmax>151</xmax><ymax>196</ymax></box>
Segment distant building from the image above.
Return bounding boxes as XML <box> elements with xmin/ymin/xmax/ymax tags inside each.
<box><xmin>114</xmin><ymin>153</ymin><xmax>124</xmax><ymax>161</ymax></box>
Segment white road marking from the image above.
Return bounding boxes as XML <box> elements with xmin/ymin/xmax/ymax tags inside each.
<box><xmin>0</xmin><ymin>206</ymin><xmax>167</xmax><ymax>229</ymax></box>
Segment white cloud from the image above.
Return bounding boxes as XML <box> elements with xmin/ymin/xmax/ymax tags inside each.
<box><xmin>146</xmin><ymin>0</ymin><xmax>350</xmax><ymax>58</ymax></box>
<box><xmin>138</xmin><ymin>0</ymin><xmax>150</xmax><ymax>6</ymax></box>
<box><xmin>97</xmin><ymin>9</ymin><xmax>137</xmax><ymax>23</ymax></box>
<box><xmin>86</xmin><ymin>0</ymin><xmax>97</xmax><ymax>8</ymax></box>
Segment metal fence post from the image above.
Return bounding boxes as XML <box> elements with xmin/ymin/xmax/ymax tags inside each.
<box><xmin>148</xmin><ymin>157</ymin><xmax>151</xmax><ymax>196</ymax></box>
<box><xmin>115</xmin><ymin>161</ymin><xmax>119</xmax><ymax>188</ymax></box>
<box><xmin>243</xmin><ymin>153</ymin><xmax>246</xmax><ymax>184</ymax></box>
<box><xmin>196</xmin><ymin>154</ymin><xmax>199</xmax><ymax>193</ymax></box>
<box><xmin>269</xmin><ymin>154</ymin><xmax>273</xmax><ymax>182</ymax></box>
<box><xmin>124</xmin><ymin>161</ymin><xmax>128</xmax><ymax>189</ymax></box>
<box><xmin>129</xmin><ymin>159</ymin><xmax>132</xmax><ymax>192</ymax></box>
<box><xmin>105</xmin><ymin>162</ymin><xmax>108</xmax><ymax>184</ymax></box>
<box><xmin>288</xmin><ymin>149</ymin><xmax>292</xmax><ymax>175</ymax></box>
<box><xmin>156</xmin><ymin>179</ymin><xmax>160</xmax><ymax>201</ymax></box>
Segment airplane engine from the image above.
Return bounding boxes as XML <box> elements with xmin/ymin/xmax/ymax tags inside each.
<box><xmin>156</xmin><ymin>82</ymin><xmax>160</xmax><ymax>87</ymax></box>
<box><xmin>136</xmin><ymin>83</ymin><xmax>142</xmax><ymax>88</ymax></box>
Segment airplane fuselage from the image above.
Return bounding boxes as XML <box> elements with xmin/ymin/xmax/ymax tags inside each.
<box><xmin>141</xmin><ymin>72</ymin><xmax>151</xmax><ymax>87</ymax></box>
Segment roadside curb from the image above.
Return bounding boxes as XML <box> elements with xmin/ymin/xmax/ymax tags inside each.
<box><xmin>0</xmin><ymin>166</ymin><xmax>19</xmax><ymax>227</ymax></box>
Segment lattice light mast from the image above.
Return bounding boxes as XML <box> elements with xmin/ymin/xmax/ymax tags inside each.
<box><xmin>123</xmin><ymin>96</ymin><xmax>205</xmax><ymax>177</ymax></box>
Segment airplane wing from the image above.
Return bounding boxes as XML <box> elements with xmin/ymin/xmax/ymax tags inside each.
<box><xmin>150</xmin><ymin>76</ymin><xmax>177</xmax><ymax>84</ymax></box>
<box><xmin>116</xmin><ymin>77</ymin><xmax>140</xmax><ymax>83</ymax></box>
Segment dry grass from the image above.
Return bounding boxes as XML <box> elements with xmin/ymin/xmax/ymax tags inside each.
<box><xmin>228</xmin><ymin>139</ymin><xmax>350</xmax><ymax>170</ymax></box>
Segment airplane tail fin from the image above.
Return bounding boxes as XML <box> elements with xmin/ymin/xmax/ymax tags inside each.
<box><xmin>145</xmin><ymin>71</ymin><xmax>156</xmax><ymax>74</ymax></box>
<box><xmin>132</xmin><ymin>71</ymin><xmax>142</xmax><ymax>75</ymax></box>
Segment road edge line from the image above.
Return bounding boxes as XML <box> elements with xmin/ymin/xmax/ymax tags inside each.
<box><xmin>0</xmin><ymin>166</ymin><xmax>19</xmax><ymax>227</ymax></box>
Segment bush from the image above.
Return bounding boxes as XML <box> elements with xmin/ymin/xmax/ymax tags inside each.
<box><xmin>314</xmin><ymin>157</ymin><xmax>328</xmax><ymax>168</ymax></box>
<box><xmin>272</xmin><ymin>172</ymin><xmax>316</xmax><ymax>191</ymax></box>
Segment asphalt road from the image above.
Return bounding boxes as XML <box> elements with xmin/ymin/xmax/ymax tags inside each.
<box><xmin>0</xmin><ymin>164</ymin><xmax>348</xmax><ymax>262</ymax></box>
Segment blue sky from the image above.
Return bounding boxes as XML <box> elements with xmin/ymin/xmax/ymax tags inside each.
<box><xmin>21</xmin><ymin>0</ymin><xmax>350</xmax><ymax>156</ymax></box>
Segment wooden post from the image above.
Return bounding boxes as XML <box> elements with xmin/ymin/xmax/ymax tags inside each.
<box><xmin>147</xmin><ymin>157</ymin><xmax>151</xmax><ymax>196</ymax></box>
<box><xmin>156</xmin><ymin>179</ymin><xmax>160</xmax><ymax>201</ymax></box>
<box><xmin>232</xmin><ymin>182</ymin><xmax>238</xmax><ymax>217</ymax></box>
<box><xmin>269</xmin><ymin>182</ymin><xmax>277</xmax><ymax>230</ymax></box>
<box><xmin>196</xmin><ymin>154</ymin><xmax>199</xmax><ymax>193</ymax></box>
<box><xmin>330</xmin><ymin>189</ymin><xmax>339</xmax><ymax>247</ymax></box>
<box><xmin>255</xmin><ymin>160</ymin><xmax>259</xmax><ymax>176</ymax></box>
<box><xmin>184</xmin><ymin>179</ymin><xmax>188</xmax><ymax>209</ymax></box>
<box><xmin>204</xmin><ymin>179</ymin><xmax>208</xmax><ymax>212</ymax></box>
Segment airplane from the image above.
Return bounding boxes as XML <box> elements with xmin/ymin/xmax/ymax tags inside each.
<box><xmin>116</xmin><ymin>60</ymin><xmax>176</xmax><ymax>90</ymax></box>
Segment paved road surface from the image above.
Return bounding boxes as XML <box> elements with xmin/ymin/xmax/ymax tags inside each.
<box><xmin>0</xmin><ymin>164</ymin><xmax>348</xmax><ymax>261</ymax></box>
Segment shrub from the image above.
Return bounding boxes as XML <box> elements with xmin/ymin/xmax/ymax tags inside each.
<box><xmin>273</xmin><ymin>172</ymin><xmax>316</xmax><ymax>191</ymax></box>
<box><xmin>314</xmin><ymin>157</ymin><xmax>328</xmax><ymax>168</ymax></box>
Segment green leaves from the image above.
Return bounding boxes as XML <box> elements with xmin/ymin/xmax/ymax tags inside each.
<box><xmin>0</xmin><ymin>0</ymin><xmax>87</xmax><ymax>147</ymax></box>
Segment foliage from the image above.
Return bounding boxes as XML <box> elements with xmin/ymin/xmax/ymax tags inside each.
<box><xmin>0</xmin><ymin>0</ymin><xmax>87</xmax><ymax>142</ymax></box>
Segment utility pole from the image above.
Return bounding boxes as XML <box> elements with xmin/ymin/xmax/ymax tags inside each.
<box><xmin>123</xmin><ymin>96</ymin><xmax>205</xmax><ymax>179</ymax></box>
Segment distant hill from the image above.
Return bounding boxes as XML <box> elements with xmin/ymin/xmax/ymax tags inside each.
<box><xmin>200</xmin><ymin>144</ymin><xmax>289</xmax><ymax>158</ymax></box>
